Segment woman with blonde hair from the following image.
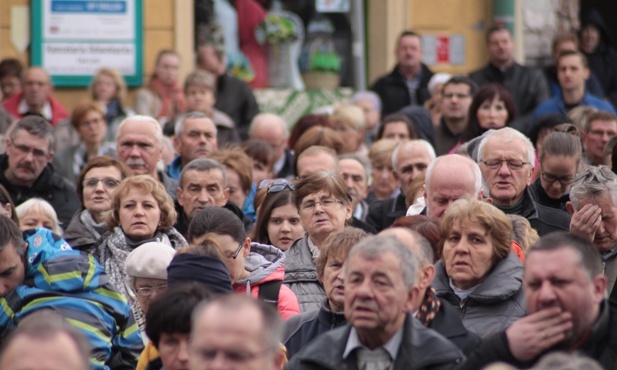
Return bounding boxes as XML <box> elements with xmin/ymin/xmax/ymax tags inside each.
<box><xmin>16</xmin><ymin>198</ymin><xmax>62</xmax><ymax>235</ymax></box>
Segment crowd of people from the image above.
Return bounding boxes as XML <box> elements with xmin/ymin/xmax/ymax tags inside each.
<box><xmin>1</xmin><ymin>15</ymin><xmax>617</xmax><ymax>370</ymax></box>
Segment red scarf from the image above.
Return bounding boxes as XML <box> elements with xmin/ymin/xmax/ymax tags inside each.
<box><xmin>148</xmin><ymin>77</ymin><xmax>187</xmax><ymax>121</ymax></box>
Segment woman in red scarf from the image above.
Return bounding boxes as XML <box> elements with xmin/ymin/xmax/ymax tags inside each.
<box><xmin>134</xmin><ymin>50</ymin><xmax>187</xmax><ymax>124</ymax></box>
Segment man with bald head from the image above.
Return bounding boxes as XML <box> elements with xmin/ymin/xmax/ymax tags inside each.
<box><xmin>380</xmin><ymin>227</ymin><xmax>480</xmax><ymax>355</ymax></box>
<box><xmin>423</xmin><ymin>154</ymin><xmax>483</xmax><ymax>221</ymax></box>
<box><xmin>197</xmin><ymin>44</ymin><xmax>259</xmax><ymax>139</ymax></box>
<box><xmin>2</xmin><ymin>67</ymin><xmax>68</xmax><ymax>126</ymax></box>
<box><xmin>367</xmin><ymin>139</ymin><xmax>436</xmax><ymax>232</ymax></box>
<box><xmin>249</xmin><ymin>113</ymin><xmax>294</xmax><ymax>178</ymax></box>
<box><xmin>116</xmin><ymin>115</ymin><xmax>178</xmax><ymax>199</ymax></box>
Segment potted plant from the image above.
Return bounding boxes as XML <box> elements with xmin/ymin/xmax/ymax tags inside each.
<box><xmin>302</xmin><ymin>41</ymin><xmax>341</xmax><ymax>89</ymax></box>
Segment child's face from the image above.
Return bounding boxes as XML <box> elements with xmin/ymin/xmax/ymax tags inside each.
<box><xmin>186</xmin><ymin>86</ymin><xmax>215</xmax><ymax>113</ymax></box>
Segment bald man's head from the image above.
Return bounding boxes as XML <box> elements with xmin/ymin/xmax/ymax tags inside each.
<box><xmin>249</xmin><ymin>114</ymin><xmax>288</xmax><ymax>161</ymax></box>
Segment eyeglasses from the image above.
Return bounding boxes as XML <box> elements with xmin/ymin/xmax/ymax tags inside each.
<box><xmin>481</xmin><ymin>159</ymin><xmax>530</xmax><ymax>170</ymax></box>
<box><xmin>136</xmin><ymin>284</ymin><xmax>167</xmax><ymax>297</ymax></box>
<box><xmin>225</xmin><ymin>242</ymin><xmax>244</xmax><ymax>260</ymax></box>
<box><xmin>258</xmin><ymin>179</ymin><xmax>295</xmax><ymax>193</ymax></box>
<box><xmin>11</xmin><ymin>141</ymin><xmax>48</xmax><ymax>159</ymax></box>
<box><xmin>84</xmin><ymin>177</ymin><xmax>121</xmax><ymax>189</ymax></box>
<box><xmin>300</xmin><ymin>198</ymin><xmax>343</xmax><ymax>212</ymax></box>
<box><xmin>541</xmin><ymin>172</ymin><xmax>576</xmax><ymax>185</ymax></box>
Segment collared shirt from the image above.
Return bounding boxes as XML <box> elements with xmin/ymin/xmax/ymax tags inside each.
<box><xmin>18</xmin><ymin>98</ymin><xmax>53</xmax><ymax>121</ymax></box>
<box><xmin>343</xmin><ymin>325</ymin><xmax>404</xmax><ymax>363</ymax></box>
<box><xmin>307</xmin><ymin>236</ymin><xmax>320</xmax><ymax>260</ymax></box>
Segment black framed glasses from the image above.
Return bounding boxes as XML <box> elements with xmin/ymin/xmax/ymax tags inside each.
<box><xmin>481</xmin><ymin>159</ymin><xmax>530</xmax><ymax>170</ymax></box>
<box><xmin>231</xmin><ymin>242</ymin><xmax>243</xmax><ymax>259</ymax></box>
<box><xmin>541</xmin><ymin>172</ymin><xmax>576</xmax><ymax>185</ymax></box>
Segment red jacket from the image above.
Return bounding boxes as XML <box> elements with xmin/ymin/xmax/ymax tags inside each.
<box><xmin>2</xmin><ymin>92</ymin><xmax>69</xmax><ymax>126</ymax></box>
<box><xmin>234</xmin><ymin>242</ymin><xmax>300</xmax><ymax>320</ymax></box>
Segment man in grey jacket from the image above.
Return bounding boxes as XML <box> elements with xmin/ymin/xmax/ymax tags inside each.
<box><xmin>286</xmin><ymin>235</ymin><xmax>464</xmax><ymax>370</ymax></box>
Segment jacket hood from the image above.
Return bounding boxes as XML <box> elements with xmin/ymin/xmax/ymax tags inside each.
<box><xmin>235</xmin><ymin>242</ymin><xmax>286</xmax><ymax>286</ymax></box>
<box><xmin>581</xmin><ymin>8</ymin><xmax>612</xmax><ymax>47</ymax></box>
<box><xmin>434</xmin><ymin>251</ymin><xmax>523</xmax><ymax>304</ymax></box>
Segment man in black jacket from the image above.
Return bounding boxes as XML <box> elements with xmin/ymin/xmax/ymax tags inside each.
<box><xmin>469</xmin><ymin>25</ymin><xmax>549</xmax><ymax>132</ymax></box>
<box><xmin>371</xmin><ymin>30</ymin><xmax>434</xmax><ymax>116</ymax></box>
<box><xmin>460</xmin><ymin>232</ymin><xmax>617</xmax><ymax>370</ymax></box>
<box><xmin>0</xmin><ymin>116</ymin><xmax>79</xmax><ymax>227</ymax></box>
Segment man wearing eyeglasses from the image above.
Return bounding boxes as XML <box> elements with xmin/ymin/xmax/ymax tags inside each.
<box><xmin>0</xmin><ymin>216</ymin><xmax>143</xmax><ymax>369</ymax></box>
<box><xmin>568</xmin><ymin>166</ymin><xmax>617</xmax><ymax>297</ymax></box>
<box><xmin>0</xmin><ymin>116</ymin><xmax>80</xmax><ymax>227</ymax></box>
<box><xmin>478</xmin><ymin>127</ymin><xmax>570</xmax><ymax>236</ymax></box>
<box><xmin>582</xmin><ymin>110</ymin><xmax>617</xmax><ymax>166</ymax></box>
<box><xmin>434</xmin><ymin>76</ymin><xmax>477</xmax><ymax>155</ymax></box>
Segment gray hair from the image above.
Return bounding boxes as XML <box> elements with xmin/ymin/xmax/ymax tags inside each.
<box><xmin>392</xmin><ymin>139</ymin><xmax>437</xmax><ymax>172</ymax></box>
<box><xmin>345</xmin><ymin>235</ymin><xmax>418</xmax><ymax>289</ymax></box>
<box><xmin>179</xmin><ymin>158</ymin><xmax>227</xmax><ymax>189</ymax></box>
<box><xmin>425</xmin><ymin>154</ymin><xmax>482</xmax><ymax>194</ymax></box>
<box><xmin>337</xmin><ymin>153</ymin><xmax>372</xmax><ymax>179</ymax></box>
<box><xmin>9</xmin><ymin>116</ymin><xmax>55</xmax><ymax>153</ymax></box>
<box><xmin>15</xmin><ymin>198</ymin><xmax>63</xmax><ymax>234</ymax></box>
<box><xmin>174</xmin><ymin>111</ymin><xmax>214</xmax><ymax>137</ymax></box>
<box><xmin>569</xmin><ymin>166</ymin><xmax>617</xmax><ymax>210</ymax></box>
<box><xmin>116</xmin><ymin>115</ymin><xmax>164</xmax><ymax>148</ymax></box>
<box><xmin>477</xmin><ymin>127</ymin><xmax>535</xmax><ymax>165</ymax></box>
<box><xmin>351</xmin><ymin>91</ymin><xmax>382</xmax><ymax>112</ymax></box>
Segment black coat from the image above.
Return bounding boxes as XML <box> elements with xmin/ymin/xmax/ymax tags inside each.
<box><xmin>215</xmin><ymin>73</ymin><xmax>260</xmax><ymax>140</ymax></box>
<box><xmin>458</xmin><ymin>300</ymin><xmax>617</xmax><ymax>370</ymax></box>
<box><xmin>0</xmin><ymin>154</ymin><xmax>80</xmax><ymax>228</ymax></box>
<box><xmin>366</xmin><ymin>193</ymin><xmax>407</xmax><ymax>232</ymax></box>
<box><xmin>515</xmin><ymin>188</ymin><xmax>571</xmax><ymax>237</ymax></box>
<box><xmin>371</xmin><ymin>64</ymin><xmax>434</xmax><ymax>116</ymax></box>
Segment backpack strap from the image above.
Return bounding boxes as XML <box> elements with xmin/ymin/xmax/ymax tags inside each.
<box><xmin>258</xmin><ymin>280</ymin><xmax>282</xmax><ymax>307</ymax></box>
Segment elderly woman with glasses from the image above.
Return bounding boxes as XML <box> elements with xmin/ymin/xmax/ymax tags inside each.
<box><xmin>64</xmin><ymin>156</ymin><xmax>132</xmax><ymax>251</ymax></box>
<box><xmin>285</xmin><ymin>171</ymin><xmax>353</xmax><ymax>312</ymax></box>
<box><xmin>252</xmin><ymin>180</ymin><xmax>305</xmax><ymax>251</ymax></box>
<box><xmin>529</xmin><ymin>132</ymin><xmax>583</xmax><ymax>212</ymax></box>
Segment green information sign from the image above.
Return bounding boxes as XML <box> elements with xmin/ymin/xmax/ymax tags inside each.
<box><xmin>31</xmin><ymin>0</ymin><xmax>143</xmax><ymax>87</ymax></box>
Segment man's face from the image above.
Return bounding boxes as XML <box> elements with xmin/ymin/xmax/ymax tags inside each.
<box><xmin>185</xmin><ymin>86</ymin><xmax>216</xmax><ymax>113</ymax></box>
<box><xmin>198</xmin><ymin>46</ymin><xmax>224</xmax><ymax>75</ymax></box>
<box><xmin>573</xmin><ymin>193</ymin><xmax>617</xmax><ymax>253</ymax></box>
<box><xmin>581</xmin><ymin>24</ymin><xmax>601</xmax><ymax>52</ymax></box>
<box><xmin>557</xmin><ymin>55</ymin><xmax>589</xmax><ymax>91</ymax></box>
<box><xmin>394</xmin><ymin>144</ymin><xmax>432</xmax><ymax>195</ymax></box>
<box><xmin>552</xmin><ymin>40</ymin><xmax>577</xmax><ymax>63</ymax></box>
<box><xmin>296</xmin><ymin>152</ymin><xmax>337</xmax><ymax>180</ymax></box>
<box><xmin>116</xmin><ymin>121</ymin><xmax>162</xmax><ymax>177</ymax></box>
<box><xmin>354</xmin><ymin>98</ymin><xmax>380</xmax><ymax>130</ymax></box>
<box><xmin>396</xmin><ymin>35</ymin><xmax>422</xmax><ymax>71</ymax></box>
<box><xmin>249</xmin><ymin>120</ymin><xmax>287</xmax><ymax>161</ymax></box>
<box><xmin>178</xmin><ymin>169</ymin><xmax>229</xmax><ymax>220</ymax></box>
<box><xmin>22</xmin><ymin>69</ymin><xmax>51</xmax><ymax>110</ymax></box>
<box><xmin>159</xmin><ymin>333</ymin><xmax>190</xmax><ymax>370</ymax></box>
<box><xmin>487</xmin><ymin>29</ymin><xmax>514</xmax><ymax>66</ymax></box>
<box><xmin>479</xmin><ymin>137</ymin><xmax>533</xmax><ymax>207</ymax></box>
<box><xmin>339</xmin><ymin>158</ymin><xmax>369</xmax><ymax>211</ymax></box>
<box><xmin>425</xmin><ymin>163</ymin><xmax>479</xmax><ymax>221</ymax></box>
<box><xmin>583</xmin><ymin>119</ymin><xmax>617</xmax><ymax>164</ymax></box>
<box><xmin>0</xmin><ymin>333</ymin><xmax>87</xmax><ymax>370</ymax></box>
<box><xmin>5</xmin><ymin>129</ymin><xmax>53</xmax><ymax>188</ymax></box>
<box><xmin>189</xmin><ymin>304</ymin><xmax>280</xmax><ymax>370</ymax></box>
<box><xmin>0</xmin><ymin>242</ymin><xmax>26</xmax><ymax>297</ymax></box>
<box><xmin>155</xmin><ymin>54</ymin><xmax>181</xmax><ymax>86</ymax></box>
<box><xmin>441</xmin><ymin>83</ymin><xmax>473</xmax><ymax>122</ymax></box>
<box><xmin>524</xmin><ymin>248</ymin><xmax>605</xmax><ymax>346</ymax></box>
<box><xmin>175</xmin><ymin>118</ymin><xmax>218</xmax><ymax>164</ymax></box>
<box><xmin>344</xmin><ymin>251</ymin><xmax>413</xmax><ymax>338</ymax></box>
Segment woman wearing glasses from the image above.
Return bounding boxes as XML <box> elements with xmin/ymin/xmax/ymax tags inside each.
<box><xmin>285</xmin><ymin>171</ymin><xmax>353</xmax><ymax>312</ymax></box>
<box><xmin>252</xmin><ymin>180</ymin><xmax>305</xmax><ymax>251</ymax></box>
<box><xmin>529</xmin><ymin>132</ymin><xmax>582</xmax><ymax>212</ymax></box>
<box><xmin>63</xmin><ymin>156</ymin><xmax>131</xmax><ymax>250</ymax></box>
<box><xmin>187</xmin><ymin>206</ymin><xmax>300</xmax><ymax>320</ymax></box>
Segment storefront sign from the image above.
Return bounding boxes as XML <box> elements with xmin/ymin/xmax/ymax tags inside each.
<box><xmin>31</xmin><ymin>0</ymin><xmax>143</xmax><ymax>87</ymax></box>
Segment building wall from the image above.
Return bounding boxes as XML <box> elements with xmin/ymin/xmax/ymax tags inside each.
<box><xmin>0</xmin><ymin>0</ymin><xmax>194</xmax><ymax>112</ymax></box>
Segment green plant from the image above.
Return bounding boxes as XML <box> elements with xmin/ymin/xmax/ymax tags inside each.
<box><xmin>255</xmin><ymin>14</ymin><xmax>299</xmax><ymax>45</ymax></box>
<box><xmin>309</xmin><ymin>51</ymin><xmax>341</xmax><ymax>73</ymax></box>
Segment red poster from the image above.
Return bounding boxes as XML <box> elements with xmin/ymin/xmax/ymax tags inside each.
<box><xmin>437</xmin><ymin>36</ymin><xmax>449</xmax><ymax>63</ymax></box>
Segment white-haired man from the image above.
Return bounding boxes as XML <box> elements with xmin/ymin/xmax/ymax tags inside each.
<box><xmin>477</xmin><ymin>127</ymin><xmax>570</xmax><ymax>235</ymax></box>
<box><xmin>367</xmin><ymin>139</ymin><xmax>436</xmax><ymax>232</ymax></box>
